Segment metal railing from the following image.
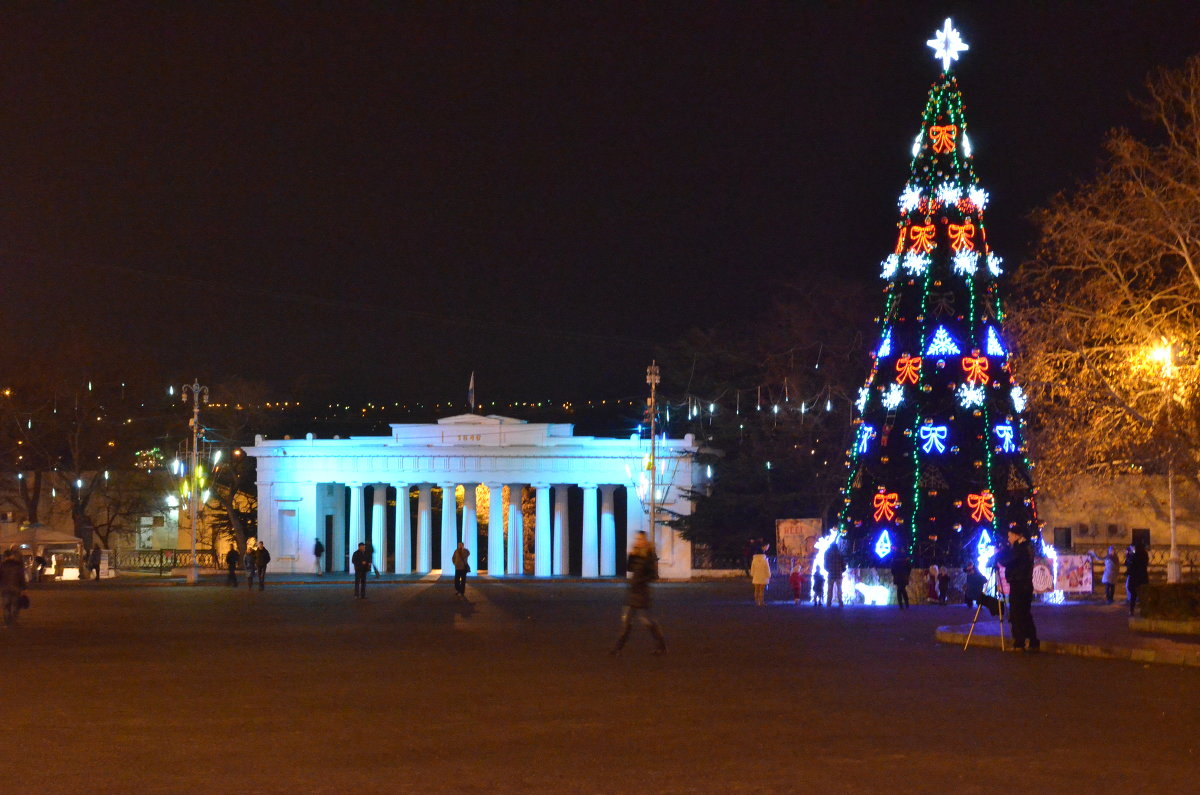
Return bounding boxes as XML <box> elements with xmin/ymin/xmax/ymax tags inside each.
<box><xmin>111</xmin><ymin>549</ymin><xmax>220</xmax><ymax>576</ymax></box>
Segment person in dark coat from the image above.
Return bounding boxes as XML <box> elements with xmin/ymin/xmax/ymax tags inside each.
<box><xmin>451</xmin><ymin>542</ymin><xmax>471</xmax><ymax>597</ymax></box>
<box><xmin>998</xmin><ymin>531</ymin><xmax>1039</xmax><ymax>652</ymax></box>
<box><xmin>610</xmin><ymin>531</ymin><xmax>666</xmax><ymax>655</ymax></box>
<box><xmin>313</xmin><ymin>537</ymin><xmax>325</xmax><ymax>576</ymax></box>
<box><xmin>224</xmin><ymin>546</ymin><xmax>239</xmax><ymax>587</ymax></box>
<box><xmin>963</xmin><ymin>561</ymin><xmax>1000</xmax><ymax>616</ymax></box>
<box><xmin>87</xmin><ymin>545</ymin><xmax>102</xmax><ymax>580</ymax></box>
<box><xmin>891</xmin><ymin>554</ymin><xmax>912</xmax><ymax>609</ymax></box>
<box><xmin>824</xmin><ymin>541</ymin><xmax>846</xmax><ymax>607</ymax></box>
<box><xmin>254</xmin><ymin>541</ymin><xmax>270</xmax><ymax>591</ymax></box>
<box><xmin>351</xmin><ymin>542</ymin><xmax>371</xmax><ymax>599</ymax></box>
<box><xmin>1</xmin><ymin>548</ymin><xmax>27</xmax><ymax>627</ymax></box>
<box><xmin>1124</xmin><ymin>541</ymin><xmax>1150</xmax><ymax>616</ymax></box>
<box><xmin>245</xmin><ymin>546</ymin><xmax>257</xmax><ymax>590</ymax></box>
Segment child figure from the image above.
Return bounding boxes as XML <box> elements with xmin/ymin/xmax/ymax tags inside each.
<box><xmin>789</xmin><ymin>562</ymin><xmax>806</xmax><ymax>604</ymax></box>
<box><xmin>938</xmin><ymin>568</ymin><xmax>951</xmax><ymax>605</ymax></box>
<box><xmin>812</xmin><ymin>570</ymin><xmax>826</xmax><ymax>606</ymax></box>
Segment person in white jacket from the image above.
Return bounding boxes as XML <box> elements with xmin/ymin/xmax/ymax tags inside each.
<box><xmin>749</xmin><ymin>544</ymin><xmax>772</xmax><ymax>606</ymax></box>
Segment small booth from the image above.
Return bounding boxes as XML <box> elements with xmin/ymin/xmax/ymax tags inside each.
<box><xmin>0</xmin><ymin>524</ymin><xmax>85</xmax><ymax>581</ymax></box>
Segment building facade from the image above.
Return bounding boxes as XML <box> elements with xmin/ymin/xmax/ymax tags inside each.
<box><xmin>244</xmin><ymin>414</ymin><xmax>701</xmax><ymax>578</ymax></box>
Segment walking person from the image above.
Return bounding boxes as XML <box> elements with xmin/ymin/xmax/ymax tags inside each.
<box><xmin>352</xmin><ymin>542</ymin><xmax>371</xmax><ymax>599</ymax></box>
<box><xmin>998</xmin><ymin>531</ymin><xmax>1039</xmax><ymax>652</ymax></box>
<box><xmin>245</xmin><ymin>545</ymin><xmax>258</xmax><ymax>590</ymax></box>
<box><xmin>610</xmin><ymin>531</ymin><xmax>666</xmax><ymax>655</ymax></box>
<box><xmin>254</xmin><ymin>541</ymin><xmax>270</xmax><ymax>591</ymax></box>
<box><xmin>825</xmin><ymin>540</ymin><xmax>846</xmax><ymax>607</ymax></box>
<box><xmin>891</xmin><ymin>554</ymin><xmax>912</xmax><ymax>609</ymax></box>
<box><xmin>225</xmin><ymin>546</ymin><xmax>239</xmax><ymax>587</ymax></box>
<box><xmin>452</xmin><ymin>542</ymin><xmax>471</xmax><ymax>598</ymax></box>
<box><xmin>313</xmin><ymin>537</ymin><xmax>325</xmax><ymax>576</ymax></box>
<box><xmin>1092</xmin><ymin>546</ymin><xmax>1120</xmax><ymax>604</ymax></box>
<box><xmin>368</xmin><ymin>543</ymin><xmax>381</xmax><ymax>578</ymax></box>
<box><xmin>1</xmin><ymin>548</ymin><xmax>27</xmax><ymax>627</ymax></box>
<box><xmin>87</xmin><ymin>545</ymin><xmax>102</xmax><ymax>580</ymax></box>
<box><xmin>1124</xmin><ymin>541</ymin><xmax>1149</xmax><ymax>616</ymax></box>
<box><xmin>749</xmin><ymin>544</ymin><xmax>771</xmax><ymax>606</ymax></box>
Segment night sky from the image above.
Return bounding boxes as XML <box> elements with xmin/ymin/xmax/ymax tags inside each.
<box><xmin>2</xmin><ymin>2</ymin><xmax>1198</xmax><ymax>403</ymax></box>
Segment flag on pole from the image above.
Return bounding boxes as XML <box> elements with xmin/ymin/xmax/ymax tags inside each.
<box><xmin>467</xmin><ymin>372</ymin><xmax>475</xmax><ymax>412</ymax></box>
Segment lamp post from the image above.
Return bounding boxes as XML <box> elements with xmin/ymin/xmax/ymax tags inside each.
<box><xmin>1150</xmin><ymin>344</ymin><xmax>1182</xmax><ymax>584</ymax></box>
<box><xmin>182</xmin><ymin>379</ymin><xmax>209</xmax><ymax>585</ymax></box>
<box><xmin>646</xmin><ymin>361</ymin><xmax>660</xmax><ymax>549</ymax></box>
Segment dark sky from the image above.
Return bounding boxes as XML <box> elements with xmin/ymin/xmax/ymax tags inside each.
<box><xmin>2</xmin><ymin>2</ymin><xmax>1198</xmax><ymax>403</ymax></box>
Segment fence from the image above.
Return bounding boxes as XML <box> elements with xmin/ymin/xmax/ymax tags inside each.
<box><xmin>111</xmin><ymin>549</ymin><xmax>219</xmax><ymax>576</ymax></box>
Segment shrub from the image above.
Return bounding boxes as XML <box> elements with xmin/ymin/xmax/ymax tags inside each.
<box><xmin>1138</xmin><ymin>583</ymin><xmax>1200</xmax><ymax>620</ymax></box>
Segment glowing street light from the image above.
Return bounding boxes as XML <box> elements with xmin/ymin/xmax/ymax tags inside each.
<box><xmin>1146</xmin><ymin>340</ymin><xmax>1183</xmax><ymax>583</ymax></box>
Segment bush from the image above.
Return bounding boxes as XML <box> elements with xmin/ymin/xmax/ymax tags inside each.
<box><xmin>1138</xmin><ymin>583</ymin><xmax>1200</xmax><ymax>620</ymax></box>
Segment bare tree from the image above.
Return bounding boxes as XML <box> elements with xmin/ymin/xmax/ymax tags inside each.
<box><xmin>1010</xmin><ymin>55</ymin><xmax>1200</xmax><ymax>494</ymax></box>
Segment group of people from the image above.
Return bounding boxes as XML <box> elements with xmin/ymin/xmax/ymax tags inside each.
<box><xmin>223</xmin><ymin>541</ymin><xmax>271</xmax><ymax>590</ymax></box>
<box><xmin>1093</xmin><ymin>542</ymin><xmax>1150</xmax><ymax>615</ymax></box>
<box><xmin>748</xmin><ymin>540</ymin><xmax>847</xmax><ymax>607</ymax></box>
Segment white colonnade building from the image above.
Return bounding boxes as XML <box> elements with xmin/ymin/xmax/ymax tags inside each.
<box><xmin>245</xmin><ymin>414</ymin><xmax>701</xmax><ymax>579</ymax></box>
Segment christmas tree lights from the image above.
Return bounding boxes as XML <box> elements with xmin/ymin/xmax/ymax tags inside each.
<box><xmin>835</xmin><ymin>19</ymin><xmax>1039</xmax><ymax>566</ymax></box>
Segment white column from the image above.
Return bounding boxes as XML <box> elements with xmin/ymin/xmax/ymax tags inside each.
<box><xmin>552</xmin><ymin>485</ymin><xmax>570</xmax><ymax>576</ymax></box>
<box><xmin>416</xmin><ymin>484</ymin><xmax>432</xmax><ymax>573</ymax></box>
<box><xmin>534</xmin><ymin>484</ymin><xmax>551</xmax><ymax>577</ymax></box>
<box><xmin>581</xmin><ymin>484</ymin><xmax>598</xmax><ymax>578</ymax></box>
<box><xmin>440</xmin><ymin>482</ymin><xmax>457</xmax><ymax>576</ymax></box>
<box><xmin>348</xmin><ymin>483</ymin><xmax>366</xmax><ymax>570</ymax></box>
<box><xmin>371</xmin><ymin>484</ymin><xmax>386</xmax><ymax>573</ymax></box>
<box><xmin>487</xmin><ymin>483</ymin><xmax>504</xmax><ymax>576</ymax></box>
<box><xmin>393</xmin><ymin>483</ymin><xmax>411</xmax><ymax>574</ymax></box>
<box><xmin>625</xmin><ymin>484</ymin><xmax>645</xmax><ymax>555</ymax></box>
<box><xmin>331</xmin><ymin>484</ymin><xmax>346</xmax><ymax>573</ymax></box>
<box><xmin>600</xmin><ymin>485</ymin><xmax>617</xmax><ymax>577</ymax></box>
<box><xmin>507</xmin><ymin>485</ymin><xmax>524</xmax><ymax>575</ymax></box>
<box><xmin>461</xmin><ymin>484</ymin><xmax>478</xmax><ymax>569</ymax></box>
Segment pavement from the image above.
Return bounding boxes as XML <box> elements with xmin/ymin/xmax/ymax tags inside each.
<box><xmin>3</xmin><ymin>578</ymin><xmax>1197</xmax><ymax>792</ymax></box>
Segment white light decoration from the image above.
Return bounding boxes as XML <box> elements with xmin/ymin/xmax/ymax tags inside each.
<box><xmin>880</xmin><ymin>253</ymin><xmax>900</xmax><ymax>279</ymax></box>
<box><xmin>994</xmin><ymin>424</ymin><xmax>1016</xmax><ymax>453</ymax></box>
<box><xmin>962</xmin><ymin>132</ymin><xmax>972</xmax><ymax>158</ymax></box>
<box><xmin>855</xmin><ymin>387</ymin><xmax>869</xmax><ymax>414</ymax></box>
<box><xmin>812</xmin><ymin>530</ymin><xmax>837</xmax><ymax>590</ymax></box>
<box><xmin>902</xmin><ymin>252</ymin><xmax>930</xmax><ymax>275</ymax></box>
<box><xmin>968</xmin><ymin>186</ymin><xmax>989</xmax><ymax>210</ymax></box>
<box><xmin>919</xmin><ymin>424</ymin><xmax>948</xmax><ymax>454</ymax></box>
<box><xmin>976</xmin><ymin>528</ymin><xmax>995</xmax><ymax>572</ymax></box>
<box><xmin>1039</xmin><ymin>539</ymin><xmax>1064</xmax><ymax>604</ymax></box>
<box><xmin>925</xmin><ymin>326</ymin><xmax>961</xmax><ymax>356</ymax></box>
<box><xmin>874</xmin><ymin>529</ymin><xmax>893</xmax><ymax>559</ymax></box>
<box><xmin>953</xmin><ymin>250</ymin><xmax>979</xmax><ymax>276</ymax></box>
<box><xmin>856</xmin><ymin>424</ymin><xmax>876</xmax><ymax>455</ymax></box>
<box><xmin>986</xmin><ymin>326</ymin><xmax>1006</xmax><ymax>356</ymax></box>
<box><xmin>927</xmin><ymin>17</ymin><xmax>969</xmax><ymax>71</ymax></box>
<box><xmin>855</xmin><ymin>582</ymin><xmax>892</xmax><ymax>605</ymax></box>
<box><xmin>957</xmin><ymin>382</ymin><xmax>986</xmax><ymax>408</ymax></box>
<box><xmin>912</xmin><ymin>132</ymin><xmax>923</xmax><ymax>157</ymax></box>
<box><xmin>882</xmin><ymin>383</ymin><xmax>905</xmax><ymax>410</ymax></box>
<box><xmin>877</xmin><ymin>328</ymin><xmax>893</xmax><ymax>358</ymax></box>
<box><xmin>898</xmin><ymin>185</ymin><xmax>922</xmax><ymax>212</ymax></box>
<box><xmin>166</xmin><ymin>495</ymin><xmax>179</xmax><ymax>508</ymax></box>
<box><xmin>825</xmin><ymin>399</ymin><xmax>832</xmax><ymax>412</ymax></box>
<box><xmin>936</xmin><ymin>182</ymin><xmax>962</xmax><ymax>205</ymax></box>
<box><xmin>987</xmin><ymin>252</ymin><xmax>1004</xmax><ymax>277</ymax></box>
<box><xmin>705</xmin><ymin>465</ymin><xmax>712</xmax><ymax>479</ymax></box>
<box><xmin>213</xmin><ymin>449</ymin><xmax>223</xmax><ymax>466</ymax></box>
<box><xmin>1011</xmin><ymin>385</ymin><xmax>1027</xmax><ymax>413</ymax></box>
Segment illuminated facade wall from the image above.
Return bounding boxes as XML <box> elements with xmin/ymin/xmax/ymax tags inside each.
<box><xmin>245</xmin><ymin>414</ymin><xmax>700</xmax><ymax>578</ymax></box>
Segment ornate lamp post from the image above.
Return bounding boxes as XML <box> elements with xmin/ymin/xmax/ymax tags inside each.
<box><xmin>182</xmin><ymin>380</ymin><xmax>209</xmax><ymax>585</ymax></box>
<box><xmin>1150</xmin><ymin>344</ymin><xmax>1181</xmax><ymax>584</ymax></box>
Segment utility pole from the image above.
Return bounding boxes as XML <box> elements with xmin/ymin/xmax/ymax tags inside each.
<box><xmin>183</xmin><ymin>379</ymin><xmax>209</xmax><ymax>585</ymax></box>
<box><xmin>646</xmin><ymin>361</ymin><xmax>660</xmax><ymax>549</ymax></box>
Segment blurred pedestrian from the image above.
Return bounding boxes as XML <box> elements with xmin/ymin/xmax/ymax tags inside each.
<box><xmin>352</xmin><ymin>542</ymin><xmax>370</xmax><ymax>599</ymax></box>
<box><xmin>825</xmin><ymin>541</ymin><xmax>846</xmax><ymax>607</ymax></box>
<box><xmin>368</xmin><ymin>543</ymin><xmax>381</xmax><ymax>578</ymax></box>
<box><xmin>87</xmin><ymin>545</ymin><xmax>102</xmax><ymax>580</ymax></box>
<box><xmin>812</xmin><ymin>569</ymin><xmax>826</xmax><ymax>606</ymax></box>
<box><xmin>610</xmin><ymin>531</ymin><xmax>666</xmax><ymax>655</ymax></box>
<box><xmin>750</xmin><ymin>544</ymin><xmax>771</xmax><ymax>606</ymax></box>
<box><xmin>926</xmin><ymin>565</ymin><xmax>940</xmax><ymax>602</ymax></box>
<box><xmin>998</xmin><ymin>531</ymin><xmax>1039</xmax><ymax>652</ymax></box>
<box><xmin>254</xmin><ymin>541</ymin><xmax>270</xmax><ymax>591</ymax></box>
<box><xmin>963</xmin><ymin>561</ymin><xmax>999</xmax><ymax>616</ymax></box>
<box><xmin>313</xmin><ymin>537</ymin><xmax>325</xmax><ymax>576</ymax></box>
<box><xmin>224</xmin><ymin>546</ymin><xmax>239</xmax><ymax>587</ymax></box>
<box><xmin>452</xmin><ymin>541</ymin><xmax>471</xmax><ymax>598</ymax></box>
<box><xmin>1094</xmin><ymin>546</ymin><xmax>1120</xmax><ymax>604</ymax></box>
<box><xmin>245</xmin><ymin>545</ymin><xmax>257</xmax><ymax>590</ymax></box>
<box><xmin>1124</xmin><ymin>541</ymin><xmax>1149</xmax><ymax>617</ymax></box>
<box><xmin>938</xmin><ymin>567</ymin><xmax>951</xmax><ymax>605</ymax></box>
<box><xmin>891</xmin><ymin>554</ymin><xmax>912</xmax><ymax>609</ymax></box>
<box><xmin>1</xmin><ymin>548</ymin><xmax>27</xmax><ymax>627</ymax></box>
<box><xmin>788</xmin><ymin>561</ymin><xmax>805</xmax><ymax>604</ymax></box>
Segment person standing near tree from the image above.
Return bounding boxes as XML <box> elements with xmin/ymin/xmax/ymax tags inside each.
<box><xmin>87</xmin><ymin>545</ymin><xmax>102</xmax><ymax>581</ymax></box>
<box><xmin>313</xmin><ymin>537</ymin><xmax>325</xmax><ymax>576</ymax></box>
<box><xmin>451</xmin><ymin>542</ymin><xmax>471</xmax><ymax>598</ymax></box>
<box><xmin>352</xmin><ymin>542</ymin><xmax>371</xmax><ymax>599</ymax></box>
<box><xmin>1092</xmin><ymin>545</ymin><xmax>1120</xmax><ymax>604</ymax></box>
<box><xmin>224</xmin><ymin>546</ymin><xmax>239</xmax><ymax>587</ymax></box>
<box><xmin>1124</xmin><ymin>541</ymin><xmax>1149</xmax><ymax>616</ymax></box>
<box><xmin>824</xmin><ymin>541</ymin><xmax>846</xmax><ymax>607</ymax></box>
<box><xmin>891</xmin><ymin>554</ymin><xmax>912</xmax><ymax>609</ymax></box>
<box><xmin>254</xmin><ymin>541</ymin><xmax>270</xmax><ymax>591</ymax></box>
<box><xmin>749</xmin><ymin>544</ymin><xmax>772</xmax><ymax>606</ymax></box>
<box><xmin>998</xmin><ymin>531</ymin><xmax>1039</xmax><ymax>653</ymax></box>
<box><xmin>1</xmin><ymin>548</ymin><xmax>27</xmax><ymax>627</ymax></box>
<box><xmin>245</xmin><ymin>545</ymin><xmax>258</xmax><ymax>590</ymax></box>
<box><xmin>610</xmin><ymin>531</ymin><xmax>666</xmax><ymax>655</ymax></box>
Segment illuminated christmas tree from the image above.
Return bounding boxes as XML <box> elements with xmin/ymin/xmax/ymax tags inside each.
<box><xmin>837</xmin><ymin>20</ymin><xmax>1038</xmax><ymax>565</ymax></box>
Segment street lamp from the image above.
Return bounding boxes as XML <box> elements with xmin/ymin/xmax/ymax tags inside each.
<box><xmin>646</xmin><ymin>361</ymin><xmax>661</xmax><ymax>550</ymax></box>
<box><xmin>1149</xmin><ymin>343</ymin><xmax>1182</xmax><ymax>584</ymax></box>
<box><xmin>182</xmin><ymin>379</ymin><xmax>209</xmax><ymax>585</ymax></box>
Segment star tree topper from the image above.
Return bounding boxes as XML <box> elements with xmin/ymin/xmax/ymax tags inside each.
<box><xmin>927</xmin><ymin>18</ymin><xmax>968</xmax><ymax>71</ymax></box>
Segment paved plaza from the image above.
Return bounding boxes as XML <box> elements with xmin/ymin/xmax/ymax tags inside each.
<box><xmin>2</xmin><ymin>577</ymin><xmax>1197</xmax><ymax>793</ymax></box>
